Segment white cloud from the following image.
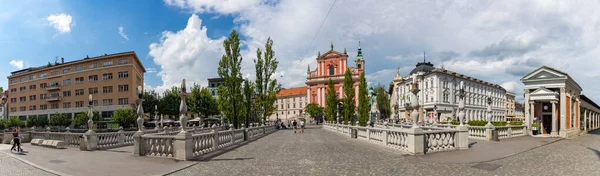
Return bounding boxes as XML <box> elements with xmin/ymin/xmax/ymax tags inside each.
<box><xmin>146</xmin><ymin>68</ymin><xmax>157</xmax><ymax>73</ymax></box>
<box><xmin>159</xmin><ymin>0</ymin><xmax>600</xmax><ymax>103</ymax></box>
<box><xmin>46</xmin><ymin>13</ymin><xmax>72</xmax><ymax>33</ymax></box>
<box><xmin>9</xmin><ymin>60</ymin><xmax>24</xmax><ymax>69</ymax></box>
<box><xmin>119</xmin><ymin>26</ymin><xmax>129</xmax><ymax>40</ymax></box>
<box><xmin>148</xmin><ymin>14</ymin><xmax>225</xmax><ymax>92</ymax></box>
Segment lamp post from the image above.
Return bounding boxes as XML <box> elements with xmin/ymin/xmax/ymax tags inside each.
<box><xmin>458</xmin><ymin>81</ymin><xmax>466</xmax><ymax>126</ymax></box>
<box><xmin>136</xmin><ymin>86</ymin><xmax>145</xmax><ymax>132</ymax></box>
<box><xmin>154</xmin><ymin>105</ymin><xmax>159</xmax><ymax>130</ymax></box>
<box><xmin>87</xmin><ymin>94</ymin><xmax>94</xmax><ymax>131</ymax></box>
<box><xmin>179</xmin><ymin>79</ymin><xmax>189</xmax><ymax>132</ymax></box>
<box><xmin>410</xmin><ymin>74</ymin><xmax>421</xmax><ymax>128</ymax></box>
<box><xmin>433</xmin><ymin>105</ymin><xmax>438</xmax><ymax>125</ymax></box>
<box><xmin>486</xmin><ymin>93</ymin><xmax>493</xmax><ymax>126</ymax></box>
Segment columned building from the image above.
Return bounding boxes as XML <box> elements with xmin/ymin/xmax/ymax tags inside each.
<box><xmin>521</xmin><ymin>66</ymin><xmax>583</xmax><ymax>138</ymax></box>
<box><xmin>505</xmin><ymin>92</ymin><xmax>516</xmax><ymax>120</ymax></box>
<box><xmin>306</xmin><ymin>42</ymin><xmax>364</xmax><ymax>108</ymax></box>
<box><xmin>269</xmin><ymin>87</ymin><xmax>308</xmax><ymax>122</ymax></box>
<box><xmin>390</xmin><ymin>61</ymin><xmax>506</xmax><ymax>123</ymax></box>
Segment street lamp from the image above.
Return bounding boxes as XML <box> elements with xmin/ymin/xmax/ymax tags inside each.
<box><xmin>458</xmin><ymin>81</ymin><xmax>466</xmax><ymax>126</ymax></box>
<box><xmin>154</xmin><ymin>105</ymin><xmax>159</xmax><ymax>130</ymax></box>
<box><xmin>486</xmin><ymin>92</ymin><xmax>493</xmax><ymax>126</ymax></box>
<box><xmin>410</xmin><ymin>74</ymin><xmax>421</xmax><ymax>128</ymax></box>
<box><xmin>136</xmin><ymin>85</ymin><xmax>145</xmax><ymax>132</ymax></box>
<box><xmin>178</xmin><ymin>79</ymin><xmax>189</xmax><ymax>132</ymax></box>
<box><xmin>87</xmin><ymin>94</ymin><xmax>94</xmax><ymax>131</ymax></box>
<box><xmin>433</xmin><ymin>105</ymin><xmax>438</xmax><ymax>125</ymax></box>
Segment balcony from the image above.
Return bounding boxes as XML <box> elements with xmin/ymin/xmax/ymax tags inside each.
<box><xmin>46</xmin><ymin>85</ymin><xmax>61</xmax><ymax>91</ymax></box>
<box><xmin>46</xmin><ymin>96</ymin><xmax>60</xmax><ymax>102</ymax></box>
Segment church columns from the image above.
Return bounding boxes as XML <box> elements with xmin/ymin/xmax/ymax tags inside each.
<box><xmin>551</xmin><ymin>101</ymin><xmax>558</xmax><ymax>136</ymax></box>
<box><xmin>559</xmin><ymin>88</ymin><xmax>567</xmax><ymax>137</ymax></box>
<box><xmin>524</xmin><ymin>90</ymin><xmax>531</xmax><ymax>135</ymax></box>
<box><xmin>529</xmin><ymin>101</ymin><xmax>535</xmax><ymax>134</ymax></box>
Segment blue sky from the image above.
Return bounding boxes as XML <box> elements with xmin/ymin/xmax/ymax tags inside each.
<box><xmin>2</xmin><ymin>0</ymin><xmax>600</xmax><ymax>104</ymax></box>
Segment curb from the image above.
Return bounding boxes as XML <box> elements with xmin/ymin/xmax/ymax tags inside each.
<box><xmin>0</xmin><ymin>149</ymin><xmax>71</xmax><ymax>176</ymax></box>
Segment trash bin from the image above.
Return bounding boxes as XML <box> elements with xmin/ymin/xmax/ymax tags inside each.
<box><xmin>79</xmin><ymin>136</ymin><xmax>87</xmax><ymax>151</ymax></box>
<box><xmin>491</xmin><ymin>129</ymin><xmax>499</xmax><ymax>141</ymax></box>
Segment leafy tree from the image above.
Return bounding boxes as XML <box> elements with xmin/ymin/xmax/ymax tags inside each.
<box><xmin>357</xmin><ymin>72</ymin><xmax>369</xmax><ymax>126</ymax></box>
<box><xmin>255</xmin><ymin>37</ymin><xmax>281</xmax><ymax>124</ymax></box>
<box><xmin>305</xmin><ymin>103</ymin><xmax>324</xmax><ymax>120</ymax></box>
<box><xmin>5</xmin><ymin>117</ymin><xmax>23</xmax><ymax>128</ymax></box>
<box><xmin>218</xmin><ymin>30</ymin><xmax>244</xmax><ymax>129</ymax></box>
<box><xmin>376</xmin><ymin>86</ymin><xmax>391</xmax><ymax>120</ymax></box>
<box><xmin>0</xmin><ymin>119</ymin><xmax>4</xmax><ymax>130</ymax></box>
<box><xmin>72</xmin><ymin>111</ymin><xmax>100</xmax><ymax>128</ymax></box>
<box><xmin>242</xmin><ymin>80</ymin><xmax>255</xmax><ymax>128</ymax></box>
<box><xmin>342</xmin><ymin>68</ymin><xmax>355</xmax><ymax>125</ymax></box>
<box><xmin>111</xmin><ymin>109</ymin><xmax>137</xmax><ymax>128</ymax></box>
<box><xmin>26</xmin><ymin>117</ymin><xmax>48</xmax><ymax>128</ymax></box>
<box><xmin>161</xmin><ymin>86</ymin><xmax>181</xmax><ymax>118</ymax></box>
<box><xmin>187</xmin><ymin>84</ymin><xmax>220</xmax><ymax>119</ymax></box>
<box><xmin>143</xmin><ymin>90</ymin><xmax>161</xmax><ymax>120</ymax></box>
<box><xmin>49</xmin><ymin>113</ymin><xmax>71</xmax><ymax>128</ymax></box>
<box><xmin>325</xmin><ymin>79</ymin><xmax>338</xmax><ymax>122</ymax></box>
<box><xmin>0</xmin><ymin>86</ymin><xmax>3</xmax><ymax>92</ymax></box>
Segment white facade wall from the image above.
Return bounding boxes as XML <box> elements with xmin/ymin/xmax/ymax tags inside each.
<box><xmin>269</xmin><ymin>95</ymin><xmax>308</xmax><ymax>121</ymax></box>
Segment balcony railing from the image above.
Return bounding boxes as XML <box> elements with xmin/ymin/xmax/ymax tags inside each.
<box><xmin>46</xmin><ymin>96</ymin><xmax>60</xmax><ymax>101</ymax></box>
<box><xmin>46</xmin><ymin>85</ymin><xmax>61</xmax><ymax>91</ymax></box>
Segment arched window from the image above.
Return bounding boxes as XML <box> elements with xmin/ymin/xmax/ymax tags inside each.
<box><xmin>329</xmin><ymin>65</ymin><xmax>335</xmax><ymax>76</ymax></box>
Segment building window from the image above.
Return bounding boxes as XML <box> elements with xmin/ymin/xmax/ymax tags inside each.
<box><xmin>118</xmin><ymin>98</ymin><xmax>129</xmax><ymax>105</ymax></box>
<box><xmin>19</xmin><ymin>96</ymin><xmax>26</xmax><ymax>102</ymax></box>
<box><xmin>40</xmin><ymin>104</ymin><xmax>47</xmax><ymax>110</ymax></box>
<box><xmin>63</xmin><ymin>102</ymin><xmax>72</xmax><ymax>108</ymax></box>
<box><xmin>102</xmin><ymin>73</ymin><xmax>113</xmax><ymax>80</ymax></box>
<box><xmin>20</xmin><ymin>77</ymin><xmax>26</xmax><ymax>82</ymax></box>
<box><xmin>40</xmin><ymin>83</ymin><xmax>47</xmax><ymax>89</ymax></box>
<box><xmin>20</xmin><ymin>86</ymin><xmax>26</xmax><ymax>92</ymax></box>
<box><xmin>29</xmin><ymin>95</ymin><xmax>36</xmax><ymax>101</ymax></box>
<box><xmin>329</xmin><ymin>65</ymin><xmax>335</xmax><ymax>76</ymax></box>
<box><xmin>52</xmin><ymin>70</ymin><xmax>59</xmax><ymax>75</ymax></box>
<box><xmin>118</xmin><ymin>71</ymin><xmax>129</xmax><ymax>78</ymax></box>
<box><xmin>10</xmin><ymin>79</ymin><xmax>16</xmax><ymax>84</ymax></box>
<box><xmin>75</xmin><ymin>77</ymin><xmax>84</xmax><ymax>84</ymax></box>
<box><xmin>20</xmin><ymin>106</ymin><xmax>26</xmax><ymax>111</ymax></box>
<box><xmin>75</xmin><ymin>89</ymin><xmax>85</xmax><ymax>96</ymax></box>
<box><xmin>89</xmin><ymin>75</ymin><xmax>98</xmax><ymax>82</ymax></box>
<box><xmin>50</xmin><ymin>81</ymin><xmax>59</xmax><ymax>87</ymax></box>
<box><xmin>10</xmin><ymin>98</ymin><xmax>16</xmax><ymax>103</ymax></box>
<box><xmin>75</xmin><ymin>65</ymin><xmax>84</xmax><ymax>71</ymax></box>
<box><xmin>40</xmin><ymin>73</ymin><xmax>48</xmax><ymax>78</ymax></box>
<box><xmin>10</xmin><ymin>88</ymin><xmax>16</xmax><ymax>93</ymax></box>
<box><xmin>29</xmin><ymin>84</ymin><xmax>36</xmax><ymax>90</ymax></box>
<box><xmin>92</xmin><ymin>100</ymin><xmax>98</xmax><ymax>106</ymax></box>
<box><xmin>75</xmin><ymin>101</ymin><xmax>84</xmax><ymax>107</ymax></box>
<box><xmin>89</xmin><ymin>63</ymin><xmax>98</xmax><ymax>69</ymax></box>
<box><xmin>136</xmin><ymin>75</ymin><xmax>141</xmax><ymax>85</ymax></box>
<box><xmin>50</xmin><ymin>93</ymin><xmax>59</xmax><ymax>99</ymax></box>
<box><xmin>118</xmin><ymin>85</ymin><xmax>129</xmax><ymax>92</ymax></box>
<box><xmin>89</xmin><ymin>87</ymin><xmax>98</xmax><ymax>94</ymax></box>
<box><xmin>63</xmin><ymin>79</ymin><xmax>72</xmax><ymax>85</ymax></box>
<box><xmin>63</xmin><ymin>91</ymin><xmax>72</xmax><ymax>97</ymax></box>
<box><xmin>103</xmin><ymin>60</ymin><xmax>113</xmax><ymax>67</ymax></box>
<box><xmin>50</xmin><ymin>103</ymin><xmax>59</xmax><ymax>109</ymax></box>
<box><xmin>118</xmin><ymin>59</ymin><xmax>129</xmax><ymax>65</ymax></box>
<box><xmin>103</xmin><ymin>86</ymin><xmax>113</xmax><ymax>93</ymax></box>
<box><xmin>103</xmin><ymin>99</ymin><xmax>113</xmax><ymax>106</ymax></box>
<box><xmin>40</xmin><ymin>94</ymin><xmax>47</xmax><ymax>100</ymax></box>
<box><xmin>29</xmin><ymin>75</ymin><xmax>36</xmax><ymax>80</ymax></box>
<box><xmin>29</xmin><ymin>105</ymin><xmax>36</xmax><ymax>111</ymax></box>
<box><xmin>63</xmin><ymin>68</ymin><xmax>71</xmax><ymax>74</ymax></box>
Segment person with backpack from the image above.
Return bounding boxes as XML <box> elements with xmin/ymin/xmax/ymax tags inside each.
<box><xmin>10</xmin><ymin>128</ymin><xmax>22</xmax><ymax>153</ymax></box>
<box><xmin>292</xmin><ymin>120</ymin><xmax>297</xmax><ymax>133</ymax></box>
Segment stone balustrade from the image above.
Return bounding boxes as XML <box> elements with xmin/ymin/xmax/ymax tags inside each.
<box><xmin>134</xmin><ymin>124</ymin><xmax>276</xmax><ymax>161</ymax></box>
<box><xmin>26</xmin><ymin>127</ymin><xmax>163</xmax><ymax>150</ymax></box>
<box><xmin>323</xmin><ymin>123</ymin><xmax>469</xmax><ymax>155</ymax></box>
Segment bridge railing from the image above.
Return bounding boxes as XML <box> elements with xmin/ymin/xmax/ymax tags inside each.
<box><xmin>323</xmin><ymin>122</ymin><xmax>469</xmax><ymax>155</ymax></box>
<box><xmin>134</xmin><ymin>124</ymin><xmax>277</xmax><ymax>161</ymax></box>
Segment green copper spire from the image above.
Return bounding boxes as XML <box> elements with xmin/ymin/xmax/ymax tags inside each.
<box><xmin>356</xmin><ymin>41</ymin><xmax>363</xmax><ymax>61</ymax></box>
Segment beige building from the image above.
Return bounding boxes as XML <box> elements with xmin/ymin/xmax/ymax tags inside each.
<box><xmin>269</xmin><ymin>87</ymin><xmax>308</xmax><ymax>122</ymax></box>
<box><xmin>6</xmin><ymin>51</ymin><xmax>145</xmax><ymax>121</ymax></box>
<box><xmin>505</xmin><ymin>92</ymin><xmax>516</xmax><ymax>120</ymax></box>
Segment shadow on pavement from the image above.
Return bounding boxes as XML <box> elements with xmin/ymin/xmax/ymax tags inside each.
<box><xmin>587</xmin><ymin>147</ymin><xmax>600</xmax><ymax>159</ymax></box>
<box><xmin>209</xmin><ymin>157</ymin><xmax>255</xmax><ymax>161</ymax></box>
<box><xmin>192</xmin><ymin>131</ymin><xmax>277</xmax><ymax>162</ymax></box>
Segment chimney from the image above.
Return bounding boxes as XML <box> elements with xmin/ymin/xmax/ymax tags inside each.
<box><xmin>61</xmin><ymin>57</ymin><xmax>64</xmax><ymax>64</ymax></box>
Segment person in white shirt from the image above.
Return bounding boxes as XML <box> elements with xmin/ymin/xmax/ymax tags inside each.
<box><xmin>300</xmin><ymin>120</ymin><xmax>305</xmax><ymax>133</ymax></box>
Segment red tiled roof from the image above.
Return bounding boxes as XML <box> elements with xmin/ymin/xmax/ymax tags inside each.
<box><xmin>276</xmin><ymin>87</ymin><xmax>307</xmax><ymax>97</ymax></box>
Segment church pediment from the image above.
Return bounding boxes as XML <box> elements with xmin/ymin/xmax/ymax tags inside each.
<box><xmin>530</xmin><ymin>87</ymin><xmax>557</xmax><ymax>95</ymax></box>
<box><xmin>522</xmin><ymin>66</ymin><xmax>567</xmax><ymax>81</ymax></box>
<box><xmin>318</xmin><ymin>50</ymin><xmax>347</xmax><ymax>60</ymax></box>
<box><xmin>529</xmin><ymin>87</ymin><xmax>559</xmax><ymax>101</ymax></box>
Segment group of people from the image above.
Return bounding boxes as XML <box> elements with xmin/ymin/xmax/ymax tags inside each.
<box><xmin>277</xmin><ymin>120</ymin><xmax>305</xmax><ymax>133</ymax></box>
<box><xmin>10</xmin><ymin>127</ymin><xmax>25</xmax><ymax>153</ymax></box>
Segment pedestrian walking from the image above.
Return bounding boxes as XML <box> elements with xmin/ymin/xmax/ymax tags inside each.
<box><xmin>300</xmin><ymin>120</ymin><xmax>305</xmax><ymax>133</ymax></box>
<box><xmin>10</xmin><ymin>128</ymin><xmax>22</xmax><ymax>153</ymax></box>
<box><xmin>293</xmin><ymin>120</ymin><xmax>297</xmax><ymax>133</ymax></box>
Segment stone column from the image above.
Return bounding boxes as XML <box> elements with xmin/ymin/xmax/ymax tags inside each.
<box><xmin>524</xmin><ymin>90</ymin><xmax>531</xmax><ymax>133</ymax></box>
<box><xmin>406</xmin><ymin>127</ymin><xmax>424</xmax><ymax>155</ymax></box>
<box><xmin>559</xmin><ymin>88</ymin><xmax>567</xmax><ymax>137</ymax></box>
<box><xmin>551</xmin><ymin>101</ymin><xmax>558</xmax><ymax>136</ymax></box>
<box><xmin>529</xmin><ymin>101</ymin><xmax>535</xmax><ymax>135</ymax></box>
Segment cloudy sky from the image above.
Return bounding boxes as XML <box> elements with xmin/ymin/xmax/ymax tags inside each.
<box><xmin>2</xmin><ymin>0</ymin><xmax>600</xmax><ymax>103</ymax></box>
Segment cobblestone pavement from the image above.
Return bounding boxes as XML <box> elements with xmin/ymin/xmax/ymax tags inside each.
<box><xmin>0</xmin><ymin>150</ymin><xmax>56</xmax><ymax>176</ymax></box>
<box><xmin>170</xmin><ymin>126</ymin><xmax>600</xmax><ymax>176</ymax></box>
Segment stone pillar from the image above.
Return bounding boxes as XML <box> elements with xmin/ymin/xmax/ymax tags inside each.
<box><xmin>173</xmin><ymin>131</ymin><xmax>193</xmax><ymax>160</ymax></box>
<box><xmin>406</xmin><ymin>127</ymin><xmax>425</xmax><ymax>155</ymax></box>
<box><xmin>456</xmin><ymin>125</ymin><xmax>469</xmax><ymax>150</ymax></box>
<box><xmin>118</xmin><ymin>127</ymin><xmax>125</xmax><ymax>146</ymax></box>
<box><xmin>551</xmin><ymin>101</ymin><xmax>558</xmax><ymax>136</ymax></box>
<box><xmin>133</xmin><ymin>131</ymin><xmax>145</xmax><ymax>155</ymax></box>
<box><xmin>529</xmin><ymin>101</ymin><xmax>535</xmax><ymax>135</ymax></box>
<box><xmin>212</xmin><ymin>128</ymin><xmax>219</xmax><ymax>150</ymax></box>
<box><xmin>524</xmin><ymin>90</ymin><xmax>531</xmax><ymax>134</ymax></box>
<box><xmin>559</xmin><ymin>88</ymin><xmax>567</xmax><ymax>137</ymax></box>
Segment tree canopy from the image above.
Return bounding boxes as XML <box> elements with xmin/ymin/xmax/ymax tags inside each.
<box><xmin>218</xmin><ymin>30</ymin><xmax>244</xmax><ymax>129</ymax></box>
<box><xmin>111</xmin><ymin>109</ymin><xmax>136</xmax><ymax>128</ymax></box>
<box><xmin>305</xmin><ymin>103</ymin><xmax>324</xmax><ymax>120</ymax></box>
<box><xmin>325</xmin><ymin>79</ymin><xmax>338</xmax><ymax>122</ymax></box>
<box><xmin>376</xmin><ymin>86</ymin><xmax>391</xmax><ymax>120</ymax></box>
<box><xmin>49</xmin><ymin>113</ymin><xmax>71</xmax><ymax>127</ymax></box>
<box><xmin>187</xmin><ymin>84</ymin><xmax>220</xmax><ymax>119</ymax></box>
<box><xmin>357</xmin><ymin>72</ymin><xmax>369</xmax><ymax>126</ymax></box>
<box><xmin>255</xmin><ymin>37</ymin><xmax>281</xmax><ymax>124</ymax></box>
<box><xmin>342</xmin><ymin>68</ymin><xmax>356</xmax><ymax>125</ymax></box>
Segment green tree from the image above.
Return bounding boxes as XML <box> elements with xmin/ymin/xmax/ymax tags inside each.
<box><xmin>142</xmin><ymin>90</ymin><xmax>161</xmax><ymax>120</ymax></box>
<box><xmin>187</xmin><ymin>84</ymin><xmax>220</xmax><ymax>119</ymax></box>
<box><xmin>72</xmin><ymin>111</ymin><xmax>100</xmax><ymax>128</ymax></box>
<box><xmin>325</xmin><ymin>79</ymin><xmax>338</xmax><ymax>122</ymax></box>
<box><xmin>111</xmin><ymin>109</ymin><xmax>136</xmax><ymax>128</ymax></box>
<box><xmin>217</xmin><ymin>30</ymin><xmax>244</xmax><ymax>129</ymax></box>
<box><xmin>357</xmin><ymin>72</ymin><xmax>369</xmax><ymax>126</ymax></box>
<box><xmin>305</xmin><ymin>103</ymin><xmax>324</xmax><ymax>120</ymax></box>
<box><xmin>376</xmin><ymin>86</ymin><xmax>391</xmax><ymax>120</ymax></box>
<box><xmin>49</xmin><ymin>113</ymin><xmax>71</xmax><ymax>128</ymax></box>
<box><xmin>342</xmin><ymin>68</ymin><xmax>355</xmax><ymax>125</ymax></box>
<box><xmin>254</xmin><ymin>37</ymin><xmax>281</xmax><ymax>124</ymax></box>
<box><xmin>242</xmin><ymin>79</ymin><xmax>255</xmax><ymax>128</ymax></box>
<box><xmin>0</xmin><ymin>119</ymin><xmax>5</xmax><ymax>130</ymax></box>
<box><xmin>161</xmin><ymin>86</ymin><xmax>181</xmax><ymax>118</ymax></box>
<box><xmin>0</xmin><ymin>86</ymin><xmax>3</xmax><ymax>92</ymax></box>
<box><xmin>5</xmin><ymin>117</ymin><xmax>23</xmax><ymax>128</ymax></box>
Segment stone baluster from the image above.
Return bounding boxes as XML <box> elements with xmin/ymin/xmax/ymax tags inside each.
<box><xmin>506</xmin><ymin>124</ymin><xmax>512</xmax><ymax>138</ymax></box>
<box><xmin>118</xmin><ymin>126</ymin><xmax>125</xmax><ymax>146</ymax></box>
<box><xmin>212</xmin><ymin>127</ymin><xmax>219</xmax><ymax>150</ymax></box>
<box><xmin>133</xmin><ymin>87</ymin><xmax>146</xmax><ymax>155</ymax></box>
<box><xmin>229</xmin><ymin>124</ymin><xmax>234</xmax><ymax>144</ymax></box>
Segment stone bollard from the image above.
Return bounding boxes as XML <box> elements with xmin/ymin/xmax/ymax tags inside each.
<box><xmin>118</xmin><ymin>126</ymin><xmax>125</xmax><ymax>146</ymax></box>
<box><xmin>133</xmin><ymin>128</ymin><xmax>146</xmax><ymax>155</ymax></box>
<box><xmin>229</xmin><ymin>124</ymin><xmax>234</xmax><ymax>144</ymax></box>
<box><xmin>485</xmin><ymin>123</ymin><xmax>494</xmax><ymax>141</ymax></box>
<box><xmin>366</xmin><ymin>126</ymin><xmax>371</xmax><ymax>141</ymax></box>
<box><xmin>406</xmin><ymin>127</ymin><xmax>425</xmax><ymax>155</ymax></box>
<box><xmin>243</xmin><ymin>127</ymin><xmax>249</xmax><ymax>141</ymax></box>
<box><xmin>173</xmin><ymin>129</ymin><xmax>193</xmax><ymax>160</ymax></box>
<box><xmin>45</xmin><ymin>127</ymin><xmax>51</xmax><ymax>140</ymax></box>
<box><xmin>84</xmin><ymin>129</ymin><xmax>99</xmax><ymax>151</ymax></box>
<box><xmin>456</xmin><ymin>125</ymin><xmax>469</xmax><ymax>150</ymax></box>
